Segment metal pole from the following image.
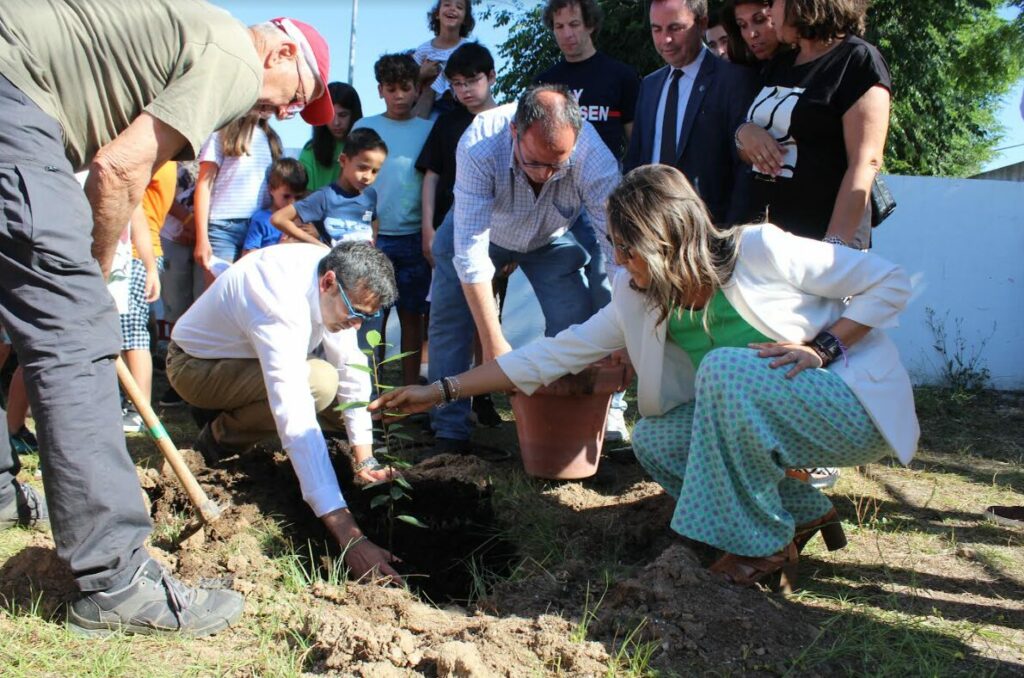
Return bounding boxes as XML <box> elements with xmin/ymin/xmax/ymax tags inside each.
<box><xmin>348</xmin><ymin>0</ymin><xmax>358</xmax><ymax>84</ymax></box>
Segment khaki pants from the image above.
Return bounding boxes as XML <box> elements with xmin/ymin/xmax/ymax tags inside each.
<box><xmin>166</xmin><ymin>341</ymin><xmax>347</xmax><ymax>452</ymax></box>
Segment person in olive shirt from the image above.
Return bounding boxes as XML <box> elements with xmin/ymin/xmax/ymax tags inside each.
<box><xmin>0</xmin><ymin>1</ymin><xmax>338</xmax><ymax>637</ymax></box>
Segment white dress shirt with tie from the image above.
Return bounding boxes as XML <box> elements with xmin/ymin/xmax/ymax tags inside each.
<box><xmin>651</xmin><ymin>47</ymin><xmax>708</xmax><ymax>165</ymax></box>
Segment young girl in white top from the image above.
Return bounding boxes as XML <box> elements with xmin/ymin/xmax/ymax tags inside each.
<box><xmin>412</xmin><ymin>0</ymin><xmax>475</xmax><ymax>118</ymax></box>
<box><xmin>193</xmin><ymin>116</ymin><xmax>282</xmax><ymax>272</ymax></box>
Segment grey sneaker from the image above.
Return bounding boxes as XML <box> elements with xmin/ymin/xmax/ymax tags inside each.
<box><xmin>68</xmin><ymin>559</ymin><xmax>244</xmax><ymax>637</ymax></box>
<box><xmin>0</xmin><ymin>481</ymin><xmax>49</xmax><ymax>530</ymax></box>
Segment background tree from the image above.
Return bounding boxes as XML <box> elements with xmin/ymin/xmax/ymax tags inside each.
<box><xmin>482</xmin><ymin>0</ymin><xmax>1024</xmax><ymax>177</ymax></box>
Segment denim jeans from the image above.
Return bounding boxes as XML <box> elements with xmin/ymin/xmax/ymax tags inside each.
<box><xmin>208</xmin><ymin>217</ymin><xmax>250</xmax><ymax>263</ymax></box>
<box><xmin>428</xmin><ymin>211</ymin><xmax>605</xmax><ymax>441</ymax></box>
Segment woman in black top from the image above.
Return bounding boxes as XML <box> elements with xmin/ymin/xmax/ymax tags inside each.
<box><xmin>734</xmin><ymin>0</ymin><xmax>891</xmax><ymax>249</ymax></box>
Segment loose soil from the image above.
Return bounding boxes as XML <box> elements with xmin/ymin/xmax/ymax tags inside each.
<box><xmin>1</xmin><ymin>387</ymin><xmax>1022</xmax><ymax>675</ymax></box>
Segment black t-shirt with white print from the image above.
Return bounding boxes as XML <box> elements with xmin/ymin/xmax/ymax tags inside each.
<box><xmin>536</xmin><ymin>51</ymin><xmax>641</xmax><ymax>159</ymax></box>
<box><xmin>746</xmin><ymin>35</ymin><xmax>891</xmax><ymax>239</ymax></box>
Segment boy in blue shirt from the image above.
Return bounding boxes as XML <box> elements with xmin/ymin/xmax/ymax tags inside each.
<box><xmin>352</xmin><ymin>53</ymin><xmax>435</xmax><ymax>386</ymax></box>
<box><xmin>271</xmin><ymin>128</ymin><xmax>388</xmax><ymax>246</ymax></box>
<box><xmin>241</xmin><ymin>158</ymin><xmax>307</xmax><ymax>255</ymax></box>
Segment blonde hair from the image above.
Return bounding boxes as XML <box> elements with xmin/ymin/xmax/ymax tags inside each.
<box><xmin>219</xmin><ymin>116</ymin><xmax>283</xmax><ymax>160</ymax></box>
<box><xmin>606</xmin><ymin>165</ymin><xmax>742</xmax><ymax>329</ymax></box>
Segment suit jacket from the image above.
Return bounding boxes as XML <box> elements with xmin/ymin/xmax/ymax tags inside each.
<box><xmin>497</xmin><ymin>224</ymin><xmax>919</xmax><ymax>465</ymax></box>
<box><xmin>624</xmin><ymin>53</ymin><xmax>757</xmax><ymax>226</ymax></box>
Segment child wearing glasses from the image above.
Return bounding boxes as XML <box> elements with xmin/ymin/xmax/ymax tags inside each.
<box><xmin>415</xmin><ymin>42</ymin><xmax>502</xmax><ymax>427</ymax></box>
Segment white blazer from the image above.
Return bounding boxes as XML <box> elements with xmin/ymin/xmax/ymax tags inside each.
<box><xmin>497</xmin><ymin>224</ymin><xmax>920</xmax><ymax>465</ymax></box>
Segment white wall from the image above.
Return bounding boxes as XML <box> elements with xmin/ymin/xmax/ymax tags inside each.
<box><xmin>871</xmin><ymin>175</ymin><xmax>1024</xmax><ymax>389</ymax></box>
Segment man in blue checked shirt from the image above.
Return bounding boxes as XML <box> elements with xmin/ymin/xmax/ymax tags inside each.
<box><xmin>427</xmin><ymin>84</ymin><xmax>621</xmax><ymax>455</ymax></box>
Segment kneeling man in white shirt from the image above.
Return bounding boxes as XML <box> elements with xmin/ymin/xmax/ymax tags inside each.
<box><xmin>167</xmin><ymin>241</ymin><xmax>402</xmax><ymax>582</ymax></box>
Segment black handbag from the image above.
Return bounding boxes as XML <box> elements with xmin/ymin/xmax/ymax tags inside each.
<box><xmin>870</xmin><ymin>175</ymin><xmax>897</xmax><ymax>227</ymax></box>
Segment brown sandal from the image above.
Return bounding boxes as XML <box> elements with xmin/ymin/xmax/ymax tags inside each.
<box><xmin>709</xmin><ymin>542</ymin><xmax>799</xmax><ymax>593</ymax></box>
<box><xmin>794</xmin><ymin>508</ymin><xmax>847</xmax><ymax>553</ymax></box>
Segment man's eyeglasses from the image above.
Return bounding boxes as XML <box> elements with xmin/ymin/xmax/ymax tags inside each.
<box><xmin>337</xmin><ymin>281</ymin><xmax>381</xmax><ymax>321</ymax></box>
<box><xmin>514</xmin><ymin>136</ymin><xmax>574</xmax><ymax>173</ymax></box>
<box><xmin>449</xmin><ymin>73</ymin><xmax>485</xmax><ymax>91</ymax></box>
<box><xmin>605</xmin><ymin>233</ymin><xmax>632</xmax><ymax>256</ymax></box>
<box><xmin>283</xmin><ymin>57</ymin><xmax>308</xmax><ymax>119</ymax></box>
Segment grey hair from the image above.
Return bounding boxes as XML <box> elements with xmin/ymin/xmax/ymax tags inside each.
<box><xmin>318</xmin><ymin>241</ymin><xmax>398</xmax><ymax>309</ymax></box>
<box><xmin>513</xmin><ymin>84</ymin><xmax>583</xmax><ymax>143</ymax></box>
<box><xmin>249</xmin><ymin>21</ymin><xmax>280</xmax><ymax>39</ymax></box>
<box><xmin>651</xmin><ymin>0</ymin><xmax>709</xmax><ymax>22</ymax></box>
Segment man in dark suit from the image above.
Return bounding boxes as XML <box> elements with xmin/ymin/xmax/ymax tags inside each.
<box><xmin>624</xmin><ymin>0</ymin><xmax>756</xmax><ymax>225</ymax></box>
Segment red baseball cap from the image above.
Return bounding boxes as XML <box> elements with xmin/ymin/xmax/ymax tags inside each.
<box><xmin>271</xmin><ymin>17</ymin><xmax>333</xmax><ymax>126</ymax></box>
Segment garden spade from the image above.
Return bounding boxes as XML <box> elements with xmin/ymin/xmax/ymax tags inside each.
<box><xmin>115</xmin><ymin>356</ymin><xmax>223</xmax><ymax>524</ymax></box>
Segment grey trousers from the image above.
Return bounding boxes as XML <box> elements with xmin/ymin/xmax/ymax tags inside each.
<box><xmin>0</xmin><ymin>74</ymin><xmax>150</xmax><ymax>592</ymax></box>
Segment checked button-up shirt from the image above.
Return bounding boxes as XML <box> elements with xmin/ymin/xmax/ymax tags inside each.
<box><xmin>451</xmin><ymin>103</ymin><xmax>621</xmax><ymax>284</ymax></box>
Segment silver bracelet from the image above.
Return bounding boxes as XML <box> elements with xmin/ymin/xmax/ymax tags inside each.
<box><xmin>822</xmin><ymin>235</ymin><xmax>850</xmax><ymax>248</ymax></box>
<box><xmin>353</xmin><ymin>456</ymin><xmax>382</xmax><ymax>473</ymax></box>
<box><xmin>445</xmin><ymin>375</ymin><xmax>462</xmax><ymax>402</ymax></box>
<box><xmin>432</xmin><ymin>379</ymin><xmax>447</xmax><ymax>408</ymax></box>
<box><xmin>733</xmin><ymin>123</ymin><xmax>748</xmax><ymax>150</ymax></box>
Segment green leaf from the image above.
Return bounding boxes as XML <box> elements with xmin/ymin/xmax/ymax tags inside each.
<box><xmin>390</xmin><ymin>485</ymin><xmax>406</xmax><ymax>501</ymax></box>
<box><xmin>394</xmin><ymin>476</ymin><xmax>413</xmax><ymax>491</ymax></box>
<box><xmin>346</xmin><ymin>362</ymin><xmax>374</xmax><ymax>375</ymax></box>
<box><xmin>397</xmin><ymin>514</ymin><xmax>428</xmax><ymax>529</ymax></box>
<box><xmin>389</xmin><ymin>431</ymin><xmax>416</xmax><ymax>442</ymax></box>
<box><xmin>366</xmin><ymin>329</ymin><xmax>382</xmax><ymax>347</ymax></box>
<box><xmin>336</xmin><ymin>400</ymin><xmax>368</xmax><ymax>412</ymax></box>
<box><xmin>370</xmin><ymin>494</ymin><xmax>390</xmax><ymax>509</ymax></box>
<box><xmin>380</xmin><ymin>350</ymin><xmax>420</xmax><ymax>365</ymax></box>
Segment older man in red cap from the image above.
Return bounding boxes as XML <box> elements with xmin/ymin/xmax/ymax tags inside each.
<box><xmin>0</xmin><ymin>1</ymin><xmax>334</xmax><ymax>637</ymax></box>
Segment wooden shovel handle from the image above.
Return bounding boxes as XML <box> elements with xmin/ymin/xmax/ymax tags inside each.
<box><xmin>115</xmin><ymin>356</ymin><xmax>222</xmax><ymax>523</ymax></box>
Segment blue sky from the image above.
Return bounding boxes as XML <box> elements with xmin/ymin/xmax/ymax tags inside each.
<box><xmin>214</xmin><ymin>0</ymin><xmax>1024</xmax><ymax>172</ymax></box>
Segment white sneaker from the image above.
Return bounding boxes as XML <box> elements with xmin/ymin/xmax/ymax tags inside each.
<box><xmin>807</xmin><ymin>467</ymin><xmax>840</xmax><ymax>489</ymax></box>
<box><xmin>604</xmin><ymin>408</ymin><xmax>630</xmax><ymax>443</ymax></box>
<box><xmin>122</xmin><ymin>409</ymin><xmax>144</xmax><ymax>433</ymax></box>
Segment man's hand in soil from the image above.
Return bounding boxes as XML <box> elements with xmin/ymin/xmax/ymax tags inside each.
<box><xmin>345</xmin><ymin>539</ymin><xmax>404</xmax><ymax>585</ymax></box>
<box><xmin>322</xmin><ymin>507</ymin><xmax>404</xmax><ymax>586</ymax></box>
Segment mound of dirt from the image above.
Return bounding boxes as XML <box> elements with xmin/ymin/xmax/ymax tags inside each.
<box><xmin>308</xmin><ymin>582</ymin><xmax>610</xmax><ymax>676</ymax></box>
<box><xmin>98</xmin><ymin>438</ymin><xmax>831</xmax><ymax>674</ymax></box>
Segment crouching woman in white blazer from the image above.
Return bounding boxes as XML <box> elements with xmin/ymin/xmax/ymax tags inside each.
<box><xmin>371</xmin><ymin>164</ymin><xmax>918</xmax><ymax>591</ymax></box>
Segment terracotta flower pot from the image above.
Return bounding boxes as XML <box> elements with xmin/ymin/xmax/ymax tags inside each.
<box><xmin>510</xmin><ymin>361</ymin><xmax>628</xmax><ymax>480</ymax></box>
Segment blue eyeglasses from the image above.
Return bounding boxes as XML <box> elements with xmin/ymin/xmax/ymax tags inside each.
<box><xmin>337</xmin><ymin>281</ymin><xmax>382</xmax><ymax>321</ymax></box>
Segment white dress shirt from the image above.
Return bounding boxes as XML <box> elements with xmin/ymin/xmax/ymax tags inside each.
<box><xmin>171</xmin><ymin>244</ymin><xmax>373</xmax><ymax>517</ymax></box>
<box><xmin>452</xmin><ymin>103</ymin><xmax>621</xmax><ymax>284</ymax></box>
<box><xmin>651</xmin><ymin>47</ymin><xmax>708</xmax><ymax>165</ymax></box>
